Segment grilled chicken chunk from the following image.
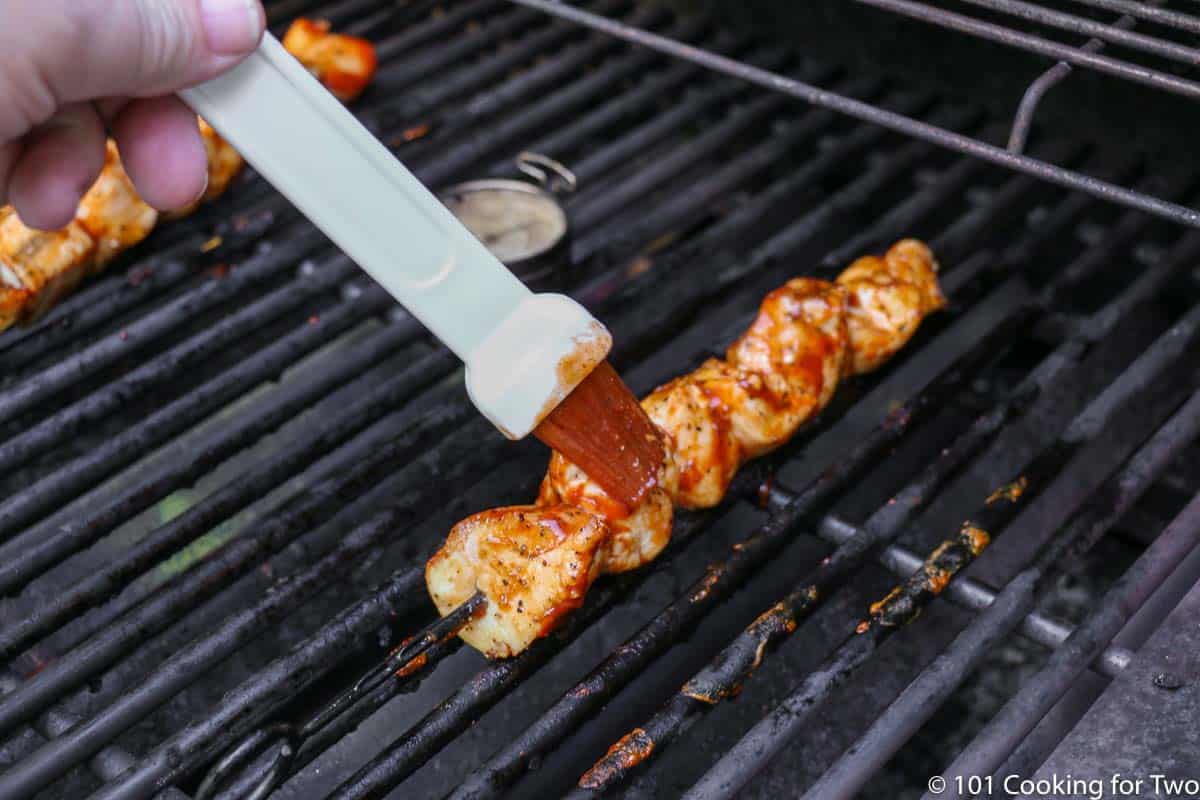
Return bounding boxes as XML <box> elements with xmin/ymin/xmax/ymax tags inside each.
<box><xmin>76</xmin><ymin>142</ymin><xmax>159</xmax><ymax>269</ymax></box>
<box><xmin>429</xmin><ymin>239</ymin><xmax>947</xmax><ymax>658</ymax></box>
<box><xmin>283</xmin><ymin>18</ymin><xmax>379</xmax><ymax>102</ymax></box>
<box><xmin>837</xmin><ymin>238</ymin><xmax>945</xmax><ymax>374</ymax></box>
<box><xmin>640</xmin><ymin>373</ymin><xmax>742</xmax><ymax>509</ymax></box>
<box><xmin>426</xmin><ymin>505</ymin><xmax>610</xmax><ymax>658</ymax></box>
<box><xmin>0</xmin><ymin>209</ymin><xmax>97</xmax><ymax>323</ymax></box>
<box><xmin>722</xmin><ymin>278</ymin><xmax>850</xmax><ymax>456</ymax></box>
<box><xmin>539</xmin><ymin>441</ymin><xmax>679</xmax><ymax>574</ymax></box>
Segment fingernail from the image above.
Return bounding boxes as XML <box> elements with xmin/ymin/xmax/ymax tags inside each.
<box><xmin>200</xmin><ymin>0</ymin><xmax>265</xmax><ymax>55</ymax></box>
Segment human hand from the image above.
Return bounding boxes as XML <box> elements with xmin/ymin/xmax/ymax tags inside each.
<box><xmin>0</xmin><ymin>0</ymin><xmax>266</xmax><ymax>230</ymax></box>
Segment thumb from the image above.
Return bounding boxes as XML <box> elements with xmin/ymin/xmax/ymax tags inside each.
<box><xmin>10</xmin><ymin>0</ymin><xmax>265</xmax><ymax>111</ymax></box>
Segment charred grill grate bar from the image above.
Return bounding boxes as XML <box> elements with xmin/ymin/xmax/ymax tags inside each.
<box><xmin>0</xmin><ymin>1</ymin><xmax>1197</xmax><ymax>799</ymax></box>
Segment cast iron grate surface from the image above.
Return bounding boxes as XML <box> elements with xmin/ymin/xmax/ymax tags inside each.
<box><xmin>0</xmin><ymin>2</ymin><xmax>1197</xmax><ymax>800</ymax></box>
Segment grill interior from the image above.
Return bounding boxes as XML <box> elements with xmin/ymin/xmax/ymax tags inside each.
<box><xmin>2</xmin><ymin>1</ymin><xmax>1200</xmax><ymax>799</ymax></box>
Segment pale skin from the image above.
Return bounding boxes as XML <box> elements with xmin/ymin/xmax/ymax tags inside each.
<box><xmin>0</xmin><ymin>0</ymin><xmax>267</xmax><ymax>231</ymax></box>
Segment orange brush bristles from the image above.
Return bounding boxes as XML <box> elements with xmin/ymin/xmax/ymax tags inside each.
<box><xmin>534</xmin><ymin>361</ymin><xmax>664</xmax><ymax>510</ymax></box>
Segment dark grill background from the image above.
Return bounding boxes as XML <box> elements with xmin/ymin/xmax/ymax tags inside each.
<box><xmin>1</xmin><ymin>1</ymin><xmax>1198</xmax><ymax>799</ymax></box>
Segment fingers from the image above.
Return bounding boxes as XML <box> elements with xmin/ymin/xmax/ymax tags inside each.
<box><xmin>7</xmin><ymin>103</ymin><xmax>107</xmax><ymax>230</ymax></box>
<box><xmin>198</xmin><ymin>0</ymin><xmax>269</xmax><ymax>58</ymax></box>
<box><xmin>2</xmin><ymin>0</ymin><xmax>266</xmax><ymax>117</ymax></box>
<box><xmin>111</xmin><ymin>96</ymin><xmax>209</xmax><ymax>212</ymax></box>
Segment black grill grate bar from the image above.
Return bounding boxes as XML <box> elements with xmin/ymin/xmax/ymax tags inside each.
<box><xmin>0</xmin><ymin>345</ymin><xmax>458</xmax><ymax>662</ymax></box>
<box><xmin>1082</xmin><ymin>229</ymin><xmax>1200</xmax><ymax>341</ymax></box>
<box><xmin>373</xmin><ymin>0</ymin><xmax>507</xmax><ymax>63</ymax></box>
<box><xmin>567</xmin><ymin>93</ymin><xmax>791</xmax><ymax>230</ymax></box>
<box><xmin>1040</xmin><ymin>181</ymin><xmax>1195</xmax><ymax>309</ymax></box>
<box><xmin>264</xmin><ymin>0</ymin><xmax>362</xmax><ymax>29</ymax></box>
<box><xmin>805</xmin><ymin>385</ymin><xmax>1200</xmax><ymax>800</ymax></box>
<box><xmin>682</xmin><ymin>294</ymin><xmax>1200</xmax><ymax>800</ymax></box>
<box><xmin>0</xmin><ymin>225</ymin><xmax>325</xmax><ymax>429</ymax></box>
<box><xmin>0</xmin><ymin>500</ymin><xmax>422</xmax><ymax>800</ymax></box>
<box><xmin>0</xmin><ymin>676</ymin><xmax>192</xmax><ymax>800</ymax></box>
<box><xmin>568</xmin><ymin>77</ymin><xmax>896</xmax><ymax>264</ymax></box>
<box><xmin>482</xmin><ymin>61</ymin><xmax>710</xmax><ymax>180</ymax></box>
<box><xmin>546</xmin><ymin>54</ymin><xmax>796</xmax><ymax>201</ymax></box>
<box><xmin>0</xmin><ymin>202</ymin><xmax>284</xmax><ymax>374</ymax></box>
<box><xmin>820</xmin><ymin>143</ymin><xmax>1003</xmax><ymax>268</ymax></box>
<box><xmin>379</xmin><ymin>2</ymin><xmax>659</xmax><ymax>134</ymax></box>
<box><xmin>373</xmin><ymin>6</ymin><xmax>557</xmax><ymax>92</ymax></box>
<box><xmin>368</xmin><ymin>0</ymin><xmax>637</xmax><ymax>130</ymax></box>
<box><xmin>0</xmin><ymin>672</ymin><xmax>190</xmax><ymax>800</ymax></box>
<box><xmin>411</xmin><ymin>15</ymin><xmax>712</xmax><ymax>189</ymax></box>
<box><xmin>0</xmin><ymin>324</ymin><xmax>441</xmax><ymax>733</ymax></box>
<box><xmin>390</xmin><ymin>6</ymin><xmax>704</xmax><ymax>167</ymax></box>
<box><xmin>0</xmin><ymin>254</ymin><xmax>360</xmax><ymax>475</ymax></box>
<box><xmin>0</xmin><ymin>287</ymin><xmax>412</xmax><ymax>597</ymax></box>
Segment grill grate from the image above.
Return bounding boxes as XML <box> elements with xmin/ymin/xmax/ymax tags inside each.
<box><xmin>0</xmin><ymin>1</ymin><xmax>1198</xmax><ymax>799</ymax></box>
<box><xmin>505</xmin><ymin>0</ymin><xmax>1200</xmax><ymax>229</ymax></box>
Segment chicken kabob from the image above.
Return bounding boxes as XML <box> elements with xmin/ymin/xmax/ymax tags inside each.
<box><xmin>427</xmin><ymin>238</ymin><xmax>947</xmax><ymax>658</ymax></box>
<box><xmin>0</xmin><ymin>19</ymin><xmax>377</xmax><ymax>333</ymax></box>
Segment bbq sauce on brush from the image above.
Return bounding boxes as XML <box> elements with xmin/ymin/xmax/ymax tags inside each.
<box><xmin>534</xmin><ymin>361</ymin><xmax>665</xmax><ymax>512</ymax></box>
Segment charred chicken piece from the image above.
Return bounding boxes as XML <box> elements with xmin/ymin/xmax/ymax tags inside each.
<box><xmin>283</xmin><ymin>18</ymin><xmax>379</xmax><ymax>103</ymax></box>
<box><xmin>426</xmin><ymin>505</ymin><xmax>610</xmax><ymax>658</ymax></box>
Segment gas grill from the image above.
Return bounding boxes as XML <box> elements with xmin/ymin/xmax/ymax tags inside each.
<box><xmin>2</xmin><ymin>1</ymin><xmax>1200</xmax><ymax>798</ymax></box>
